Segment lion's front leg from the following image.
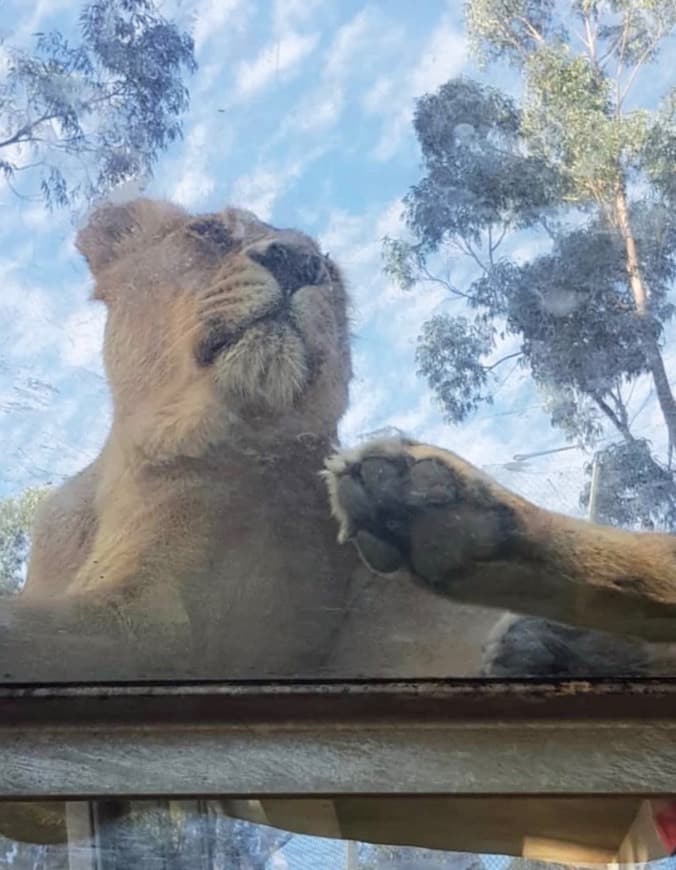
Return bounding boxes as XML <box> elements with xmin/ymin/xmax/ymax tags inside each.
<box><xmin>0</xmin><ymin>581</ymin><xmax>193</xmax><ymax>681</ymax></box>
<box><xmin>324</xmin><ymin>438</ymin><xmax>676</xmax><ymax>642</ymax></box>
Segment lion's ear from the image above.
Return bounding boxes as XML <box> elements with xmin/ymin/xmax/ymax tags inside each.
<box><xmin>76</xmin><ymin>199</ymin><xmax>186</xmax><ymax>276</ymax></box>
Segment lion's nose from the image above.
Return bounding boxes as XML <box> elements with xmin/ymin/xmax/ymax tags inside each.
<box><xmin>249</xmin><ymin>243</ymin><xmax>325</xmax><ymax>295</ymax></box>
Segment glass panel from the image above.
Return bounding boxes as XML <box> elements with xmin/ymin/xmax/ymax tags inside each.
<box><xmin>0</xmin><ymin>799</ymin><xmax>673</xmax><ymax>869</ymax></box>
<box><xmin>0</xmin><ymin>0</ymin><xmax>674</xmax><ymax>680</ymax></box>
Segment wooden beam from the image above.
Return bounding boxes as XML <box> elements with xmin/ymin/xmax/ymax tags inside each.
<box><xmin>0</xmin><ymin>680</ymin><xmax>674</xmax><ymax>797</ymax></box>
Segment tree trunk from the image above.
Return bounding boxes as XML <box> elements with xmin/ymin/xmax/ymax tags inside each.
<box><xmin>614</xmin><ymin>186</ymin><xmax>676</xmax><ymax>448</ymax></box>
<box><xmin>615</xmin><ymin>187</ymin><xmax>648</xmax><ymax>314</ymax></box>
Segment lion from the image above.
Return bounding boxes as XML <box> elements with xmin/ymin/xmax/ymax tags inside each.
<box><xmin>2</xmin><ymin>198</ymin><xmax>499</xmax><ymax>681</ymax></box>
<box><xmin>1</xmin><ymin>197</ymin><xmax>674</xmax><ymax>857</ymax></box>
<box><xmin>1</xmin><ymin>197</ymin><xmax>673</xmax><ymax>681</ymax></box>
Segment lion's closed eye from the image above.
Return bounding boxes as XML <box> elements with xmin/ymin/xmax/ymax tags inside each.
<box><xmin>187</xmin><ymin>218</ymin><xmax>236</xmax><ymax>254</ymax></box>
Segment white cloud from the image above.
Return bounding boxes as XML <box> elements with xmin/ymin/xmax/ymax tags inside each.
<box><xmin>375</xmin><ymin>199</ymin><xmax>406</xmax><ymax>239</ymax></box>
<box><xmin>234</xmin><ymin>31</ymin><xmax>319</xmax><ymax>100</ymax></box>
<box><xmin>362</xmin><ymin>76</ymin><xmax>396</xmax><ymax>114</ymax></box>
<box><xmin>382</xmin><ymin>392</ymin><xmax>438</xmax><ymax>437</ymax></box>
<box><xmin>273</xmin><ymin>0</ymin><xmax>322</xmax><ymax>35</ymax></box>
<box><xmin>339</xmin><ymin>377</ymin><xmax>388</xmax><ymax>445</ymax></box>
<box><xmin>319</xmin><ymin>200</ymin><xmax>436</xmax><ymax>334</ymax></box>
<box><xmin>172</xmin><ymin>166</ymin><xmax>216</xmax><ymax>208</ymax></box>
<box><xmin>231</xmin><ymin>163</ymin><xmax>300</xmax><ymax>221</ymax></box>
<box><xmin>59</xmin><ymin>305</ymin><xmax>106</xmax><ymax>370</ymax></box>
<box><xmin>170</xmin><ymin>122</ymin><xmax>221</xmax><ymax>208</ymax></box>
<box><xmin>7</xmin><ymin>0</ymin><xmax>74</xmax><ymax>46</ymax></box>
<box><xmin>372</xmin><ymin>17</ymin><xmax>468</xmax><ymax>161</ymax></box>
<box><xmin>324</xmin><ymin>8</ymin><xmax>374</xmax><ymax>79</ymax></box>
<box><xmin>274</xmin><ymin>8</ymin><xmax>405</xmax><ymax>140</ymax></box>
<box><xmin>192</xmin><ymin>0</ymin><xmax>246</xmax><ymax>53</ymax></box>
<box><xmin>510</xmin><ymin>234</ymin><xmax>552</xmax><ymax>265</ymax></box>
<box><xmin>410</xmin><ymin>17</ymin><xmax>467</xmax><ymax>98</ymax></box>
<box><xmin>230</xmin><ymin>143</ymin><xmax>328</xmax><ymax>220</ymax></box>
<box><xmin>296</xmin><ymin>88</ymin><xmax>344</xmax><ymax>132</ymax></box>
<box><xmin>104</xmin><ymin>178</ymin><xmax>150</xmax><ymax>206</ymax></box>
<box><xmin>0</xmin><ymin>282</ymin><xmax>61</xmax><ymax>362</ymax></box>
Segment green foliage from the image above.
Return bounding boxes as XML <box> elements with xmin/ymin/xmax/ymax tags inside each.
<box><xmin>407</xmin><ymin>78</ymin><xmax>564</xmax><ymax>247</ymax></box>
<box><xmin>523</xmin><ymin>46</ymin><xmax>652</xmax><ymax>201</ymax></box>
<box><xmin>504</xmin><ymin>220</ymin><xmax>673</xmax><ymax>393</ymax></box>
<box><xmin>468</xmin><ymin>0</ymin><xmax>674</xmax><ymax>204</ymax></box>
<box><xmin>540</xmin><ymin>386</ymin><xmax>603</xmax><ymax>448</ymax></box>
<box><xmin>382</xmin><ymin>236</ymin><xmax>419</xmax><ymax>290</ymax></box>
<box><xmin>643</xmin><ymin>88</ymin><xmax>676</xmax><ymax>203</ymax></box>
<box><xmin>389</xmin><ymin>0</ymin><xmax>676</xmax><ymax>529</ymax></box>
<box><xmin>0</xmin><ymin>487</ymin><xmax>49</xmax><ymax>594</ymax></box>
<box><xmin>417</xmin><ymin>315</ymin><xmax>496</xmax><ymax>422</ymax></box>
<box><xmin>465</xmin><ymin>0</ymin><xmax>559</xmax><ymax>65</ymax></box>
<box><xmin>0</xmin><ymin>0</ymin><xmax>196</xmax><ymax>209</ymax></box>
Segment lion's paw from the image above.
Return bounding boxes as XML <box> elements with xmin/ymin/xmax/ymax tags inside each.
<box><xmin>323</xmin><ymin>438</ymin><xmax>521</xmax><ymax>591</ymax></box>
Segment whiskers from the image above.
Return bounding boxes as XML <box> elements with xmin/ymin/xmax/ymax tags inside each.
<box><xmin>162</xmin><ymin>315</ymin><xmax>204</xmax><ymax>363</ymax></box>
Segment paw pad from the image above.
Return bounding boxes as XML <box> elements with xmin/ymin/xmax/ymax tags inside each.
<box><xmin>324</xmin><ymin>439</ymin><xmax>517</xmax><ymax>587</ymax></box>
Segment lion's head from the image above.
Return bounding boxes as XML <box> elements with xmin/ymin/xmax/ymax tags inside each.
<box><xmin>76</xmin><ymin>199</ymin><xmax>352</xmax><ymax>460</ymax></box>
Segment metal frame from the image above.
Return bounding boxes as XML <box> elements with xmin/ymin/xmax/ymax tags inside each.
<box><xmin>1</xmin><ymin>678</ymin><xmax>675</xmax><ymax>798</ymax></box>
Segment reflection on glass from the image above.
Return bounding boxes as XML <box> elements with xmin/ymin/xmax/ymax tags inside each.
<box><xmin>0</xmin><ymin>0</ymin><xmax>674</xmax><ymax>681</ymax></box>
<box><xmin>1</xmin><ymin>799</ymin><xmax>674</xmax><ymax>869</ymax></box>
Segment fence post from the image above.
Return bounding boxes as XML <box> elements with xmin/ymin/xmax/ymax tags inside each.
<box><xmin>588</xmin><ymin>452</ymin><xmax>602</xmax><ymax>523</ymax></box>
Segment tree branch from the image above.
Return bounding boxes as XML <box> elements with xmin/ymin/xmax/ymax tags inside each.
<box><xmin>611</xmin><ymin>11</ymin><xmax>631</xmax><ymax>116</ymax></box>
<box><xmin>0</xmin><ymin>111</ymin><xmax>61</xmax><ymax>150</ymax></box>
<box><xmin>539</xmin><ymin>216</ymin><xmax>558</xmax><ymax>242</ymax></box>
<box><xmin>592</xmin><ymin>392</ymin><xmax>635</xmax><ymax>442</ymax></box>
<box><xmin>618</xmin><ymin>26</ymin><xmax>665</xmax><ymax>109</ymax></box>
<box><xmin>484</xmin><ymin>351</ymin><xmax>523</xmax><ymax>372</ymax></box>
<box><xmin>0</xmin><ymin>86</ymin><xmax>127</xmax><ymax>152</ymax></box>
<box><xmin>418</xmin><ymin>264</ymin><xmax>471</xmax><ymax>300</ymax></box>
<box><xmin>459</xmin><ymin>238</ymin><xmax>489</xmax><ymax>273</ymax></box>
<box><xmin>492</xmin><ymin>223</ymin><xmax>508</xmax><ymax>251</ymax></box>
<box><xmin>582</xmin><ymin>10</ymin><xmax>597</xmax><ymax>62</ymax></box>
<box><xmin>516</xmin><ymin>15</ymin><xmax>545</xmax><ymax>45</ymax></box>
<box><xmin>608</xmin><ymin>383</ymin><xmax>631</xmax><ymax>431</ymax></box>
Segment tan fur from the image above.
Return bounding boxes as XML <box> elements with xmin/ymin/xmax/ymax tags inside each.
<box><xmin>3</xmin><ymin>199</ymin><xmax>496</xmax><ymax>680</ymax></box>
<box><xmin>325</xmin><ymin>439</ymin><xmax>676</xmax><ymax>655</ymax></box>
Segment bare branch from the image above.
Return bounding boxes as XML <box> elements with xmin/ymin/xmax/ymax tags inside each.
<box><xmin>516</xmin><ymin>15</ymin><xmax>544</xmax><ymax>45</ymax></box>
<box><xmin>592</xmin><ymin>392</ymin><xmax>634</xmax><ymax>442</ymax></box>
<box><xmin>418</xmin><ymin>264</ymin><xmax>471</xmax><ymax>300</ymax></box>
<box><xmin>485</xmin><ymin>351</ymin><xmax>523</xmax><ymax>372</ymax></box>
<box><xmin>582</xmin><ymin>10</ymin><xmax>597</xmax><ymax>62</ymax></box>
<box><xmin>0</xmin><ymin>111</ymin><xmax>61</xmax><ymax>150</ymax></box>
<box><xmin>618</xmin><ymin>26</ymin><xmax>665</xmax><ymax>110</ymax></box>
<box><xmin>608</xmin><ymin>383</ymin><xmax>631</xmax><ymax>431</ymax></box>
<box><xmin>458</xmin><ymin>237</ymin><xmax>489</xmax><ymax>273</ymax></box>
<box><xmin>614</xmin><ymin>12</ymin><xmax>632</xmax><ymax>115</ymax></box>
<box><xmin>492</xmin><ymin>223</ymin><xmax>508</xmax><ymax>251</ymax></box>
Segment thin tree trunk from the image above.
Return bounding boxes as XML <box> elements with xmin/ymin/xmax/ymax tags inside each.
<box><xmin>614</xmin><ymin>185</ymin><xmax>676</xmax><ymax>448</ymax></box>
<box><xmin>644</xmin><ymin>342</ymin><xmax>676</xmax><ymax>446</ymax></box>
<box><xmin>615</xmin><ymin>186</ymin><xmax>648</xmax><ymax>313</ymax></box>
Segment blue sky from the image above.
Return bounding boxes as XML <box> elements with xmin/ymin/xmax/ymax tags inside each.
<box><xmin>0</xmin><ymin>0</ymin><xmax>673</xmax><ymax>515</ymax></box>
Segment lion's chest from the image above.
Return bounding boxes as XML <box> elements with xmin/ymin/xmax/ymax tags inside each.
<box><xmin>121</xmin><ymin>461</ymin><xmax>361</xmax><ymax>676</ymax></box>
